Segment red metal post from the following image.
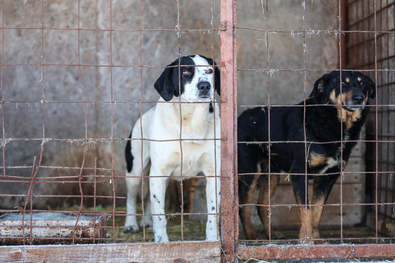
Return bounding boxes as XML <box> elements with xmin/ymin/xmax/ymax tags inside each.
<box><xmin>220</xmin><ymin>0</ymin><xmax>238</xmax><ymax>262</ymax></box>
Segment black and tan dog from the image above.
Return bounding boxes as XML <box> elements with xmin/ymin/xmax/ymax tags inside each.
<box><xmin>238</xmin><ymin>71</ymin><xmax>375</xmax><ymax>242</ymax></box>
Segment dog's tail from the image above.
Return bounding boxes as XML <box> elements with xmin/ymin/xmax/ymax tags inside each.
<box><xmin>125</xmin><ymin>132</ymin><xmax>134</xmax><ymax>173</ymax></box>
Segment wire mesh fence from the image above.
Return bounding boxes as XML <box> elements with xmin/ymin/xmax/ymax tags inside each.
<box><xmin>235</xmin><ymin>0</ymin><xmax>395</xmax><ymax>261</ymax></box>
<box><xmin>0</xmin><ymin>0</ymin><xmax>394</xmax><ymax>262</ymax></box>
<box><xmin>347</xmin><ymin>0</ymin><xmax>395</xmax><ymax>238</ymax></box>
<box><xmin>0</xmin><ymin>0</ymin><xmax>222</xmax><ymax>247</ymax></box>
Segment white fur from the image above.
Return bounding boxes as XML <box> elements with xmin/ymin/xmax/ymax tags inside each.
<box><xmin>124</xmin><ymin>55</ymin><xmax>221</xmax><ymax>242</ymax></box>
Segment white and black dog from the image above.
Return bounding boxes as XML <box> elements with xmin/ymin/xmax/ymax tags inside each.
<box><xmin>124</xmin><ymin>55</ymin><xmax>221</xmax><ymax>242</ymax></box>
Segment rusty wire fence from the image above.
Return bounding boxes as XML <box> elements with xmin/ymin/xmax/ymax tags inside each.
<box><xmin>1</xmin><ymin>0</ymin><xmax>223</xmax><ymax>262</ymax></box>
<box><xmin>235</xmin><ymin>0</ymin><xmax>395</xmax><ymax>261</ymax></box>
<box><xmin>0</xmin><ymin>0</ymin><xmax>394</xmax><ymax>262</ymax></box>
<box><xmin>347</xmin><ymin>0</ymin><xmax>395</xmax><ymax>239</ymax></box>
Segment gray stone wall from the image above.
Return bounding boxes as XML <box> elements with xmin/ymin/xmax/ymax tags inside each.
<box><xmin>1</xmin><ymin>0</ymin><xmax>338</xmax><ymax>214</ymax></box>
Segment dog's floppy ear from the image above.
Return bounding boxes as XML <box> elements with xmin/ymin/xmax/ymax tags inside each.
<box><xmin>154</xmin><ymin>60</ymin><xmax>178</xmax><ymax>101</ymax></box>
<box><xmin>310</xmin><ymin>73</ymin><xmax>331</xmax><ymax>103</ymax></box>
<box><xmin>205</xmin><ymin>58</ymin><xmax>221</xmax><ymax>96</ymax></box>
<box><xmin>214</xmin><ymin>65</ymin><xmax>221</xmax><ymax>96</ymax></box>
<box><xmin>363</xmin><ymin>74</ymin><xmax>376</xmax><ymax>99</ymax></box>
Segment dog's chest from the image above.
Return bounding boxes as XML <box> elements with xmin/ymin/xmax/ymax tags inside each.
<box><xmin>308</xmin><ymin>141</ymin><xmax>350</xmax><ymax>174</ymax></box>
<box><xmin>167</xmin><ymin>144</ymin><xmax>210</xmax><ymax>179</ymax></box>
<box><xmin>166</xmin><ymin>103</ymin><xmax>214</xmax><ymax>141</ymax></box>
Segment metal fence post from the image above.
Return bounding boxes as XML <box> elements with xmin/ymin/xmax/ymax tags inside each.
<box><xmin>220</xmin><ymin>0</ymin><xmax>238</xmax><ymax>262</ymax></box>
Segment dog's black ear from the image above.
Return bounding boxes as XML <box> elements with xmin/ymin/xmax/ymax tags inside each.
<box><xmin>205</xmin><ymin>58</ymin><xmax>220</xmax><ymax>96</ymax></box>
<box><xmin>154</xmin><ymin>61</ymin><xmax>177</xmax><ymax>101</ymax></box>
<box><xmin>214</xmin><ymin>66</ymin><xmax>221</xmax><ymax>96</ymax></box>
<box><xmin>310</xmin><ymin>73</ymin><xmax>331</xmax><ymax>103</ymax></box>
<box><xmin>363</xmin><ymin>74</ymin><xmax>376</xmax><ymax>99</ymax></box>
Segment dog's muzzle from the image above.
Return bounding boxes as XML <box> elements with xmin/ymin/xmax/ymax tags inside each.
<box><xmin>197</xmin><ymin>81</ymin><xmax>212</xmax><ymax>98</ymax></box>
<box><xmin>345</xmin><ymin>95</ymin><xmax>366</xmax><ymax>111</ymax></box>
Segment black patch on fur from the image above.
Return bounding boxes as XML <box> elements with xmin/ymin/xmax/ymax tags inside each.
<box><xmin>125</xmin><ymin>132</ymin><xmax>133</xmax><ymax>173</ymax></box>
<box><xmin>153</xmin><ymin>194</ymin><xmax>160</xmax><ymax>204</ymax></box>
<box><xmin>197</xmin><ymin>55</ymin><xmax>221</xmax><ymax>96</ymax></box>
<box><xmin>153</xmin><ymin>56</ymin><xmax>195</xmax><ymax>101</ymax></box>
<box><xmin>154</xmin><ymin>55</ymin><xmax>221</xmax><ymax>101</ymax></box>
<box><xmin>209</xmin><ymin>103</ymin><xmax>214</xmax><ymax>113</ymax></box>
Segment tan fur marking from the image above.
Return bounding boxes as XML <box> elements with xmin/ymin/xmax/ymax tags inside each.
<box><xmin>344</xmin><ymin>90</ymin><xmax>353</xmax><ymax>103</ymax></box>
<box><xmin>258</xmin><ymin>175</ymin><xmax>279</xmax><ymax>238</ymax></box>
<box><xmin>299</xmin><ymin>207</ymin><xmax>313</xmax><ymax>242</ymax></box>
<box><xmin>329</xmin><ymin>90</ymin><xmax>362</xmax><ymax>130</ymax></box>
<box><xmin>309</xmin><ymin>152</ymin><xmax>327</xmax><ymax>168</ymax></box>
<box><xmin>358</xmin><ymin>77</ymin><xmax>362</xmax><ymax>82</ymax></box>
<box><xmin>344</xmin><ymin>110</ymin><xmax>362</xmax><ymax>130</ymax></box>
<box><xmin>186</xmin><ymin>178</ymin><xmax>199</xmax><ymax>219</ymax></box>
<box><xmin>345</xmin><ymin>77</ymin><xmax>349</xmax><ymax>83</ymax></box>
<box><xmin>240</xmin><ymin>173</ymin><xmax>260</xmax><ymax>240</ymax></box>
<box><xmin>329</xmin><ymin>90</ymin><xmax>340</xmax><ymax>105</ymax></box>
<box><xmin>247</xmin><ymin>174</ymin><xmax>260</xmax><ymax>204</ymax></box>
<box><xmin>311</xmin><ymin>195</ymin><xmax>326</xmax><ymax>240</ymax></box>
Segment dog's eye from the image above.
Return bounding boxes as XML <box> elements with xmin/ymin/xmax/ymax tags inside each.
<box><xmin>183</xmin><ymin>70</ymin><xmax>190</xmax><ymax>75</ymax></box>
<box><xmin>206</xmin><ymin>68</ymin><xmax>213</xmax><ymax>74</ymax></box>
<box><xmin>341</xmin><ymin>81</ymin><xmax>346</xmax><ymax>85</ymax></box>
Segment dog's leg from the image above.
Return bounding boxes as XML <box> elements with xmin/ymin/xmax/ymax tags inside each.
<box><xmin>140</xmin><ymin>176</ymin><xmax>153</xmax><ymax>228</ymax></box>
<box><xmin>239</xmin><ymin>174</ymin><xmax>260</xmax><ymax>240</ymax></box>
<box><xmin>291</xmin><ymin>175</ymin><xmax>313</xmax><ymax>243</ymax></box>
<box><xmin>124</xmin><ymin>132</ymin><xmax>150</xmax><ymax>233</ymax></box>
<box><xmin>205</xmin><ymin>173</ymin><xmax>221</xmax><ymax>241</ymax></box>
<box><xmin>311</xmin><ymin>174</ymin><xmax>339</xmax><ymax>240</ymax></box>
<box><xmin>258</xmin><ymin>174</ymin><xmax>280</xmax><ymax>239</ymax></box>
<box><xmin>299</xmin><ymin>204</ymin><xmax>313</xmax><ymax>242</ymax></box>
<box><xmin>186</xmin><ymin>177</ymin><xmax>199</xmax><ymax>219</ymax></box>
<box><xmin>124</xmin><ymin>176</ymin><xmax>142</xmax><ymax>233</ymax></box>
<box><xmin>149</xmin><ymin>169</ymin><xmax>169</xmax><ymax>242</ymax></box>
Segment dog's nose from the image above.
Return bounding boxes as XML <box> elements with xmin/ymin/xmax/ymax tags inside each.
<box><xmin>352</xmin><ymin>95</ymin><xmax>364</xmax><ymax>104</ymax></box>
<box><xmin>198</xmin><ymin>82</ymin><xmax>211</xmax><ymax>93</ymax></box>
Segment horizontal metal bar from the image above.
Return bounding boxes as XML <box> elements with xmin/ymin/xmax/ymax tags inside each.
<box><xmin>237</xmin><ymin>244</ymin><xmax>395</xmax><ymax>260</ymax></box>
<box><xmin>0</xmin><ymin>241</ymin><xmax>221</xmax><ymax>262</ymax></box>
<box><xmin>0</xmin><ymin>26</ymin><xmax>223</xmax><ymax>33</ymax></box>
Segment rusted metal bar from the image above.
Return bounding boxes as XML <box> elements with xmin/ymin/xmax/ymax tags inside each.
<box><xmin>0</xmin><ymin>213</ymin><xmax>106</xmax><ymax>245</ymax></box>
<box><xmin>0</xmin><ymin>241</ymin><xmax>221</xmax><ymax>263</ymax></box>
<box><xmin>237</xmin><ymin>244</ymin><xmax>395</xmax><ymax>260</ymax></box>
<box><xmin>220</xmin><ymin>0</ymin><xmax>237</xmax><ymax>261</ymax></box>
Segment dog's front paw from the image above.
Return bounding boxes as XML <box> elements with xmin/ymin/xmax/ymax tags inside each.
<box><xmin>206</xmin><ymin>232</ymin><xmax>219</xmax><ymax>241</ymax></box>
<box><xmin>123</xmin><ymin>225</ymin><xmax>140</xmax><ymax>234</ymax></box>
<box><xmin>272</xmin><ymin>231</ymin><xmax>285</xmax><ymax>240</ymax></box>
<box><xmin>154</xmin><ymin>234</ymin><xmax>169</xmax><ymax>243</ymax></box>
<box><xmin>264</xmin><ymin>228</ymin><xmax>285</xmax><ymax>240</ymax></box>
<box><xmin>206</xmin><ymin>237</ymin><xmax>219</xmax><ymax>241</ymax></box>
<box><xmin>245</xmin><ymin>232</ymin><xmax>259</xmax><ymax>240</ymax></box>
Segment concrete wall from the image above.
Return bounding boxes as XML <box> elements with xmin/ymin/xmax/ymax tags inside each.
<box><xmin>0</xmin><ymin>0</ymin><xmax>341</xmax><ymax>225</ymax></box>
